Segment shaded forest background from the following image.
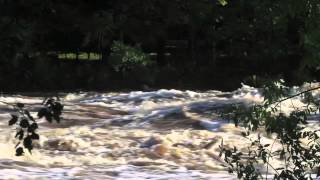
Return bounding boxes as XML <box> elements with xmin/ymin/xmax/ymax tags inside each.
<box><xmin>1</xmin><ymin>0</ymin><xmax>320</xmax><ymax>92</ymax></box>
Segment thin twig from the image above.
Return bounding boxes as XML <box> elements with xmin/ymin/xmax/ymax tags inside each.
<box><xmin>273</xmin><ymin>86</ymin><xmax>320</xmax><ymax>107</ymax></box>
<box><xmin>265</xmin><ymin>160</ymin><xmax>280</xmax><ymax>176</ymax></box>
<box><xmin>253</xmin><ymin>149</ymin><xmax>280</xmax><ymax>176</ymax></box>
<box><xmin>266</xmin><ymin>137</ymin><xmax>279</xmax><ymax>179</ymax></box>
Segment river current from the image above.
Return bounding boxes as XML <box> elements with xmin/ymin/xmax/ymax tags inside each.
<box><xmin>0</xmin><ymin>83</ymin><xmax>319</xmax><ymax>179</ymax></box>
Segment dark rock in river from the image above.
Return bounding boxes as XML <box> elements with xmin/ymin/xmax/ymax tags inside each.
<box><xmin>140</xmin><ymin>136</ymin><xmax>163</xmax><ymax>148</ymax></box>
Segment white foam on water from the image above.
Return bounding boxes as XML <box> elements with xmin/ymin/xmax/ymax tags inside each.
<box><xmin>78</xmin><ymin>85</ymin><xmax>266</xmax><ymax>132</ymax></box>
<box><xmin>0</xmin><ymin>83</ymin><xmax>318</xmax><ymax>179</ymax></box>
<box><xmin>0</xmin><ymin>165</ymin><xmax>237</xmax><ymax>180</ymax></box>
<box><xmin>0</xmin><ymin>96</ymin><xmax>42</xmax><ymax>104</ymax></box>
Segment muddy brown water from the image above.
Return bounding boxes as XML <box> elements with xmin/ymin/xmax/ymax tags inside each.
<box><xmin>0</xmin><ymin>86</ymin><xmax>317</xmax><ymax>179</ymax></box>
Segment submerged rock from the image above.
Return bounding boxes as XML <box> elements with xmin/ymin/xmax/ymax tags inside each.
<box><xmin>128</xmin><ymin>160</ymin><xmax>165</xmax><ymax>166</ymax></box>
<box><xmin>152</xmin><ymin>144</ymin><xmax>168</xmax><ymax>156</ymax></box>
<box><xmin>140</xmin><ymin>136</ymin><xmax>163</xmax><ymax>148</ymax></box>
<box><xmin>203</xmin><ymin>138</ymin><xmax>219</xmax><ymax>149</ymax></box>
<box><xmin>140</xmin><ymin>136</ymin><xmax>169</xmax><ymax>158</ymax></box>
<box><xmin>43</xmin><ymin>137</ymin><xmax>89</xmax><ymax>152</ymax></box>
<box><xmin>110</xmin><ymin>119</ymin><xmax>133</xmax><ymax>126</ymax></box>
<box><xmin>172</xmin><ymin>142</ymin><xmax>196</xmax><ymax>149</ymax></box>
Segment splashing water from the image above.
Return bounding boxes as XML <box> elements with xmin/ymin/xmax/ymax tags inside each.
<box><xmin>0</xmin><ymin>84</ymin><xmax>318</xmax><ymax>179</ymax></box>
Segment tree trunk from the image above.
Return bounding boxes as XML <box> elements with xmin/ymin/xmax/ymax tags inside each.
<box><xmin>156</xmin><ymin>38</ymin><xmax>166</xmax><ymax>66</ymax></box>
<box><xmin>101</xmin><ymin>45</ymin><xmax>111</xmax><ymax>64</ymax></box>
<box><xmin>188</xmin><ymin>25</ymin><xmax>195</xmax><ymax>65</ymax></box>
<box><xmin>75</xmin><ymin>49</ymin><xmax>79</xmax><ymax>62</ymax></box>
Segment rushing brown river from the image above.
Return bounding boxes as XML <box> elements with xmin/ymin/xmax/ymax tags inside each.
<box><xmin>0</xmin><ymin>84</ymin><xmax>319</xmax><ymax>179</ymax></box>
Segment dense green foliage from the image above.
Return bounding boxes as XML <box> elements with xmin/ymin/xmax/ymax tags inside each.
<box><xmin>0</xmin><ymin>0</ymin><xmax>320</xmax><ymax>90</ymax></box>
<box><xmin>109</xmin><ymin>41</ymin><xmax>152</xmax><ymax>72</ymax></box>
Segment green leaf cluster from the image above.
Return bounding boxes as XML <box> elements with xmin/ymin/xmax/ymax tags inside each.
<box><xmin>220</xmin><ymin>81</ymin><xmax>320</xmax><ymax>179</ymax></box>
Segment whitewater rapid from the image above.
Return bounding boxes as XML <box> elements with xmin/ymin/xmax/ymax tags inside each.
<box><xmin>0</xmin><ymin>83</ymin><xmax>318</xmax><ymax>179</ymax></box>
